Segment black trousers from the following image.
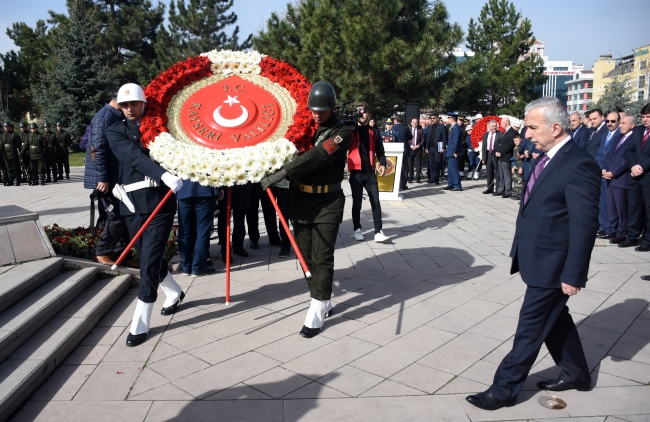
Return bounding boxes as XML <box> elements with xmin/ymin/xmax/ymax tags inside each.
<box><xmin>293</xmin><ymin>221</ymin><xmax>338</xmax><ymax>301</ymax></box>
<box><xmin>57</xmin><ymin>155</ymin><xmax>70</xmax><ymax>176</ymax></box>
<box><xmin>408</xmin><ymin>150</ymin><xmax>423</xmax><ymax>181</ymax></box>
<box><xmin>95</xmin><ymin>192</ymin><xmax>129</xmax><ymax>256</ymax></box>
<box><xmin>349</xmin><ymin>169</ymin><xmax>382</xmax><ymax>233</ymax></box>
<box><xmin>261</xmin><ymin>186</ymin><xmax>291</xmax><ymax>249</ymax></box>
<box><xmin>489</xmin><ymin>286</ymin><xmax>590</xmax><ymax>400</ymax></box>
<box><xmin>627</xmin><ymin>181</ymin><xmax>650</xmax><ymax>242</ymax></box>
<box><xmin>427</xmin><ymin>149</ymin><xmax>443</xmax><ymax>182</ymax></box>
<box><xmin>29</xmin><ymin>159</ymin><xmax>45</xmax><ymax>182</ymax></box>
<box><xmin>400</xmin><ymin>151</ymin><xmax>409</xmax><ymax>188</ymax></box>
<box><xmin>124</xmin><ymin>210</ymin><xmax>175</xmax><ymax>303</ymax></box>
<box><xmin>43</xmin><ymin>155</ymin><xmax>56</xmax><ymax>181</ymax></box>
<box><xmin>218</xmin><ymin>184</ymin><xmax>251</xmax><ymax>250</ymax></box>
<box><xmin>485</xmin><ymin>153</ymin><xmax>500</xmax><ymax>191</ymax></box>
<box><xmin>3</xmin><ymin>156</ymin><xmax>21</xmax><ymax>182</ymax></box>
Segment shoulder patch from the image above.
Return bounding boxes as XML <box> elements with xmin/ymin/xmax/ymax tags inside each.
<box><xmin>333</xmin><ymin>135</ymin><xmax>343</xmax><ymax>144</ymax></box>
<box><xmin>322</xmin><ymin>138</ymin><xmax>339</xmax><ymax>155</ymax></box>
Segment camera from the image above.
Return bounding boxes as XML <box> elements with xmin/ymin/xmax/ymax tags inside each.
<box><xmin>89</xmin><ymin>188</ymin><xmax>104</xmax><ymax>201</ymax></box>
<box><xmin>340</xmin><ymin>107</ymin><xmax>366</xmax><ymax>128</ymax></box>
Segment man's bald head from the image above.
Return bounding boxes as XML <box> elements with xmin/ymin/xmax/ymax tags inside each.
<box><xmin>500</xmin><ymin>116</ymin><xmax>511</xmax><ymax>129</ymax></box>
<box><xmin>569</xmin><ymin>112</ymin><xmax>582</xmax><ymax>130</ymax></box>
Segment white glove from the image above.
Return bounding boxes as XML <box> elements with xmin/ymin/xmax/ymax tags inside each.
<box><xmin>161</xmin><ymin>172</ymin><xmax>183</xmax><ymax>193</ymax></box>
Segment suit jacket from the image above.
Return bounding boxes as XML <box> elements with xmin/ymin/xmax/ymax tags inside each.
<box><xmin>423</xmin><ymin>125</ymin><xmax>433</xmax><ymax>151</ymax></box>
<box><xmin>408</xmin><ymin>126</ymin><xmax>425</xmax><ymax>156</ymax></box>
<box><xmin>497</xmin><ymin>127</ymin><xmax>517</xmax><ymax>162</ymax></box>
<box><xmin>446</xmin><ymin>123</ymin><xmax>463</xmax><ymax>158</ymax></box>
<box><xmin>603</xmin><ymin>132</ymin><xmax>632</xmax><ymax>189</ymax></box>
<box><xmin>585</xmin><ymin>123</ymin><xmax>607</xmax><ymax>158</ymax></box>
<box><xmin>510</xmin><ymin>139</ymin><xmax>600</xmax><ymax>288</ymax></box>
<box><xmin>624</xmin><ymin>125</ymin><xmax>650</xmax><ymax>186</ymax></box>
<box><xmin>481</xmin><ymin>130</ymin><xmax>503</xmax><ymax>160</ymax></box>
<box><xmin>572</xmin><ymin>124</ymin><xmax>589</xmax><ymax>149</ymax></box>
<box><xmin>392</xmin><ymin>123</ymin><xmax>413</xmax><ymax>154</ymax></box>
<box><xmin>595</xmin><ymin>128</ymin><xmax>620</xmax><ymax>168</ymax></box>
<box><xmin>106</xmin><ymin>118</ymin><xmax>175</xmax><ymax>216</ymax></box>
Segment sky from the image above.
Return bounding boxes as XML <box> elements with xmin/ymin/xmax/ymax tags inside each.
<box><xmin>1</xmin><ymin>0</ymin><xmax>649</xmax><ymax>69</ymax></box>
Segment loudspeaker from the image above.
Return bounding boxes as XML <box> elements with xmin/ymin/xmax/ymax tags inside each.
<box><xmin>405</xmin><ymin>103</ymin><xmax>420</xmax><ymax>126</ymax></box>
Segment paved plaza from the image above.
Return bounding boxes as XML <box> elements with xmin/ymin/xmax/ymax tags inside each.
<box><xmin>1</xmin><ymin>167</ymin><xmax>650</xmax><ymax>422</ymax></box>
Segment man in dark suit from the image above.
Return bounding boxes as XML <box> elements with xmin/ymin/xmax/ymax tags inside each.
<box><xmin>481</xmin><ymin>119</ymin><xmax>502</xmax><ymax>194</ymax></box>
<box><xmin>569</xmin><ymin>112</ymin><xmax>589</xmax><ymax>149</ymax></box>
<box><xmin>425</xmin><ymin>115</ymin><xmax>448</xmax><ymax>184</ymax></box>
<box><xmin>392</xmin><ymin>115</ymin><xmax>413</xmax><ymax>191</ymax></box>
<box><xmin>466</xmin><ymin>97</ymin><xmax>601</xmax><ymax>411</ymax></box>
<box><xmin>620</xmin><ymin>103</ymin><xmax>650</xmax><ymax>250</ymax></box>
<box><xmin>443</xmin><ymin>113</ymin><xmax>463</xmax><ymax>191</ymax></box>
<box><xmin>495</xmin><ymin>117</ymin><xmax>516</xmax><ymax>198</ymax></box>
<box><xmin>107</xmin><ymin>83</ymin><xmax>185</xmax><ymax>347</ymax></box>
<box><xmin>585</xmin><ymin>109</ymin><xmax>607</xmax><ymax>158</ymax></box>
<box><xmin>407</xmin><ymin>118</ymin><xmax>425</xmax><ymax>183</ymax></box>
<box><xmin>602</xmin><ymin>115</ymin><xmax>635</xmax><ymax>243</ymax></box>
<box><xmin>595</xmin><ymin>112</ymin><xmax>621</xmax><ymax>238</ymax></box>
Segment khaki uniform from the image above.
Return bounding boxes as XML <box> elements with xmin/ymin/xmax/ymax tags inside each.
<box><xmin>42</xmin><ymin>131</ymin><xmax>58</xmax><ymax>182</ymax></box>
<box><xmin>21</xmin><ymin>132</ymin><xmax>46</xmax><ymax>183</ymax></box>
<box><xmin>282</xmin><ymin>113</ymin><xmax>351</xmax><ymax>300</ymax></box>
<box><xmin>55</xmin><ymin>129</ymin><xmax>72</xmax><ymax>178</ymax></box>
<box><xmin>512</xmin><ymin>148</ymin><xmax>523</xmax><ymax>198</ymax></box>
<box><xmin>1</xmin><ymin>131</ymin><xmax>23</xmax><ymax>184</ymax></box>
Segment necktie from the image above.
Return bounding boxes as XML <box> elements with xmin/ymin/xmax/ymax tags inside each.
<box><xmin>615</xmin><ymin>134</ymin><xmax>628</xmax><ymax>151</ymax></box>
<box><xmin>590</xmin><ymin>129</ymin><xmax>596</xmax><ymax>139</ymax></box>
<box><xmin>606</xmin><ymin>132</ymin><xmax>612</xmax><ymax>144</ymax></box>
<box><xmin>489</xmin><ymin>133</ymin><xmax>494</xmax><ymax>154</ymax></box>
<box><xmin>524</xmin><ymin>154</ymin><xmax>550</xmax><ymax>205</ymax></box>
<box><xmin>643</xmin><ymin>129</ymin><xmax>650</xmax><ymax>149</ymax></box>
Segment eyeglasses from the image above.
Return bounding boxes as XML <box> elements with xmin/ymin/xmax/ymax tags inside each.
<box><xmin>606</xmin><ymin>120</ymin><xmax>618</xmax><ymax>123</ymax></box>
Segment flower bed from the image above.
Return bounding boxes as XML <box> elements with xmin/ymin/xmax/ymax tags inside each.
<box><xmin>44</xmin><ymin>224</ymin><xmax>179</xmax><ymax>262</ymax></box>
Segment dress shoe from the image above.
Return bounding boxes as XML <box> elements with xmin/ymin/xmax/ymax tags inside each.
<box><xmin>640</xmin><ymin>275</ymin><xmax>650</xmax><ymax>281</ymax></box>
<box><xmin>502</xmin><ymin>194</ymin><xmax>511</xmax><ymax>198</ymax></box>
<box><xmin>299</xmin><ymin>325</ymin><xmax>321</xmax><ymax>338</ymax></box>
<box><xmin>126</xmin><ymin>332</ymin><xmax>147</xmax><ymax>347</ymax></box>
<box><xmin>443</xmin><ymin>186</ymin><xmax>453</xmax><ymax>190</ymax></box>
<box><xmin>618</xmin><ymin>238</ymin><xmax>638</xmax><ymax>248</ymax></box>
<box><xmin>452</xmin><ymin>188</ymin><xmax>463</xmax><ymax>191</ymax></box>
<box><xmin>511</xmin><ymin>195</ymin><xmax>521</xmax><ymax>200</ymax></box>
<box><xmin>493</xmin><ymin>192</ymin><xmax>504</xmax><ymax>196</ymax></box>
<box><xmin>609</xmin><ymin>237</ymin><xmax>625</xmax><ymax>244</ymax></box>
<box><xmin>206</xmin><ymin>258</ymin><xmax>214</xmax><ymax>267</ymax></box>
<box><xmin>269</xmin><ymin>238</ymin><xmax>283</xmax><ymax>247</ymax></box>
<box><xmin>537</xmin><ymin>378</ymin><xmax>592</xmax><ymax>392</ymax></box>
<box><xmin>123</xmin><ymin>259</ymin><xmax>140</xmax><ymax>269</ymax></box>
<box><xmin>598</xmin><ymin>233</ymin><xmax>616</xmax><ymax>239</ymax></box>
<box><xmin>249</xmin><ymin>241</ymin><xmax>259</xmax><ymax>250</ymax></box>
<box><xmin>466</xmin><ymin>391</ymin><xmax>516</xmax><ymax>410</ymax></box>
<box><xmin>191</xmin><ymin>267</ymin><xmax>217</xmax><ymax>277</ymax></box>
<box><xmin>96</xmin><ymin>255</ymin><xmax>116</xmax><ymax>266</ymax></box>
<box><xmin>635</xmin><ymin>243</ymin><xmax>650</xmax><ymax>252</ymax></box>
<box><xmin>427</xmin><ymin>180</ymin><xmax>435</xmax><ymax>184</ymax></box>
<box><xmin>596</xmin><ymin>230</ymin><xmax>607</xmax><ymax>237</ymax></box>
<box><xmin>279</xmin><ymin>248</ymin><xmax>291</xmax><ymax>258</ymax></box>
<box><xmin>161</xmin><ymin>292</ymin><xmax>185</xmax><ymax>315</ymax></box>
<box><xmin>483</xmin><ymin>189</ymin><xmax>494</xmax><ymax>194</ymax></box>
<box><xmin>233</xmin><ymin>248</ymin><xmax>249</xmax><ymax>257</ymax></box>
<box><xmin>399</xmin><ymin>186</ymin><xmax>408</xmax><ymax>191</ymax></box>
<box><xmin>416</xmin><ymin>180</ymin><xmax>421</xmax><ymax>183</ymax></box>
<box><xmin>407</xmin><ymin>180</ymin><xmax>412</xmax><ymax>184</ymax></box>
<box><xmin>66</xmin><ymin>174</ymin><xmax>70</xmax><ymax>180</ymax></box>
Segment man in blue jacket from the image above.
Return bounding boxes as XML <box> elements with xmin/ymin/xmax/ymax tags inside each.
<box><xmin>443</xmin><ymin>113</ymin><xmax>463</xmax><ymax>191</ymax></box>
<box><xmin>392</xmin><ymin>115</ymin><xmax>413</xmax><ymax>191</ymax></box>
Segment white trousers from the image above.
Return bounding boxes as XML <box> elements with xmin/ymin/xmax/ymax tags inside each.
<box><xmin>159</xmin><ymin>273</ymin><xmax>183</xmax><ymax>308</ymax></box>
<box><xmin>304</xmin><ymin>298</ymin><xmax>333</xmax><ymax>329</ymax></box>
<box><xmin>130</xmin><ymin>273</ymin><xmax>182</xmax><ymax>335</ymax></box>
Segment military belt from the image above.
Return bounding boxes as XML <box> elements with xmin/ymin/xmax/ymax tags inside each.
<box><xmin>294</xmin><ymin>181</ymin><xmax>341</xmax><ymax>194</ymax></box>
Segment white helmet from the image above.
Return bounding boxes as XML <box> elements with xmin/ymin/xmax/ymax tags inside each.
<box><xmin>117</xmin><ymin>83</ymin><xmax>147</xmax><ymax>104</ymax></box>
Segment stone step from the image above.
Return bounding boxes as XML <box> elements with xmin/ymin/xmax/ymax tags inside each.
<box><xmin>0</xmin><ymin>267</ymin><xmax>98</xmax><ymax>363</ymax></box>
<box><xmin>0</xmin><ymin>274</ymin><xmax>132</xmax><ymax>421</ymax></box>
<box><xmin>0</xmin><ymin>258</ymin><xmax>64</xmax><ymax>314</ymax></box>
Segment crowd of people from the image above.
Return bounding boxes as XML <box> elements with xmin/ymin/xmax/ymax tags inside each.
<box><xmin>0</xmin><ymin>121</ymin><xmax>73</xmax><ymax>186</ymax></box>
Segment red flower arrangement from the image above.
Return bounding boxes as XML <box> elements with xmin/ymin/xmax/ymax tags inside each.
<box><xmin>139</xmin><ymin>53</ymin><xmax>315</xmax><ymax>154</ymax></box>
<box><xmin>470</xmin><ymin>115</ymin><xmax>505</xmax><ymax>149</ymax></box>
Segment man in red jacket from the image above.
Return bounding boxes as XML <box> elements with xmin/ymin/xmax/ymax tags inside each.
<box><xmin>348</xmin><ymin>102</ymin><xmax>389</xmax><ymax>243</ymax></box>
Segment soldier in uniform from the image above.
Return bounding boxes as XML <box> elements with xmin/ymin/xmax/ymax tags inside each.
<box><xmin>1</xmin><ymin>122</ymin><xmax>23</xmax><ymax>186</ymax></box>
<box><xmin>106</xmin><ymin>83</ymin><xmax>185</xmax><ymax>347</ymax></box>
<box><xmin>261</xmin><ymin>81</ymin><xmax>352</xmax><ymax>338</ymax></box>
<box><xmin>55</xmin><ymin>122</ymin><xmax>72</xmax><ymax>180</ymax></box>
<box><xmin>21</xmin><ymin>123</ymin><xmax>46</xmax><ymax>185</ymax></box>
<box><xmin>18</xmin><ymin>122</ymin><xmax>30</xmax><ymax>184</ymax></box>
<box><xmin>42</xmin><ymin>122</ymin><xmax>58</xmax><ymax>182</ymax></box>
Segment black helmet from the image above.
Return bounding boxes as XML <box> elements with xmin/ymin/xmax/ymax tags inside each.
<box><xmin>307</xmin><ymin>81</ymin><xmax>337</xmax><ymax>111</ymax></box>
<box><xmin>2</xmin><ymin>121</ymin><xmax>11</xmax><ymax>127</ymax></box>
<box><xmin>56</xmin><ymin>121</ymin><xmax>63</xmax><ymax>126</ymax></box>
<box><xmin>30</xmin><ymin>123</ymin><xmax>38</xmax><ymax>129</ymax></box>
<box><xmin>19</xmin><ymin>122</ymin><xmax>27</xmax><ymax>128</ymax></box>
<box><xmin>43</xmin><ymin>121</ymin><xmax>51</xmax><ymax>128</ymax></box>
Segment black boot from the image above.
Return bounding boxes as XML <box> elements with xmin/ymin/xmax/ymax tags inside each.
<box><xmin>66</xmin><ymin>173</ymin><xmax>70</xmax><ymax>180</ymax></box>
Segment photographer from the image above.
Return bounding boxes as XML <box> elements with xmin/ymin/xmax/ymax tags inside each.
<box><xmin>84</xmin><ymin>92</ymin><xmax>134</xmax><ymax>267</ymax></box>
<box><xmin>348</xmin><ymin>102</ymin><xmax>389</xmax><ymax>243</ymax></box>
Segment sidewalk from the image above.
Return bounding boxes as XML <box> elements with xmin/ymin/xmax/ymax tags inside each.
<box><xmin>2</xmin><ymin>168</ymin><xmax>649</xmax><ymax>422</ymax></box>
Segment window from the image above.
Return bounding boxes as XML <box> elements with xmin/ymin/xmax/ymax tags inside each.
<box><xmin>587</xmin><ymin>93</ymin><xmax>593</xmax><ymax>99</ymax></box>
<box><xmin>640</xmin><ymin>75</ymin><xmax>647</xmax><ymax>88</ymax></box>
<box><xmin>553</xmin><ymin>66</ymin><xmax>568</xmax><ymax>71</ymax></box>
<box><xmin>639</xmin><ymin>91</ymin><xmax>646</xmax><ymax>101</ymax></box>
<box><xmin>587</xmin><ymin>81</ymin><xmax>594</xmax><ymax>88</ymax></box>
<box><xmin>640</xmin><ymin>60</ymin><xmax>647</xmax><ymax>70</ymax></box>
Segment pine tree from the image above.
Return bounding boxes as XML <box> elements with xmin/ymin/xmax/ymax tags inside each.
<box><xmin>32</xmin><ymin>0</ymin><xmax>116</xmax><ymax>142</ymax></box>
<box><xmin>154</xmin><ymin>0</ymin><xmax>252</xmax><ymax>71</ymax></box>
<box><xmin>592</xmin><ymin>75</ymin><xmax>646</xmax><ymax>119</ymax></box>
<box><xmin>253</xmin><ymin>0</ymin><xmax>463</xmax><ymax>117</ymax></box>
<box><xmin>461</xmin><ymin>0</ymin><xmax>546</xmax><ymax>115</ymax></box>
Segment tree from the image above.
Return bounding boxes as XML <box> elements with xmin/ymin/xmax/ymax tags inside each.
<box><xmin>0</xmin><ymin>20</ymin><xmax>54</xmax><ymax>120</ymax></box>
<box><xmin>591</xmin><ymin>75</ymin><xmax>647</xmax><ymax>119</ymax></box>
<box><xmin>253</xmin><ymin>0</ymin><xmax>463</xmax><ymax>117</ymax></box>
<box><xmin>154</xmin><ymin>0</ymin><xmax>252</xmax><ymax>71</ymax></box>
<box><xmin>32</xmin><ymin>1</ymin><xmax>116</xmax><ymax>142</ymax></box>
<box><xmin>49</xmin><ymin>0</ymin><xmax>166</xmax><ymax>85</ymax></box>
<box><xmin>459</xmin><ymin>0</ymin><xmax>546</xmax><ymax>116</ymax></box>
